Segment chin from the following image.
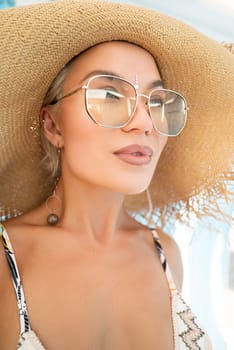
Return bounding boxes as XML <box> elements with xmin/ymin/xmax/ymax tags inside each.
<box><xmin>124</xmin><ymin>187</ymin><xmax>148</xmax><ymax>195</ymax></box>
<box><xmin>117</xmin><ymin>181</ymin><xmax>151</xmax><ymax>196</ymax></box>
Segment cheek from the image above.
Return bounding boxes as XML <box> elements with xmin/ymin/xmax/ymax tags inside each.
<box><xmin>151</xmin><ymin>131</ymin><xmax>168</xmax><ymax>160</ymax></box>
<box><xmin>59</xmin><ymin>108</ymin><xmax>112</xmax><ymax>181</ymax></box>
<box><xmin>59</xmin><ymin>104</ymin><xmax>167</xmax><ymax>194</ymax></box>
<box><xmin>158</xmin><ymin>134</ymin><xmax>168</xmax><ymax>154</ymax></box>
<box><xmin>146</xmin><ymin>133</ymin><xmax>167</xmax><ymax>179</ymax></box>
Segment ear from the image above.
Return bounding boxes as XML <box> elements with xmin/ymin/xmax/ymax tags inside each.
<box><xmin>40</xmin><ymin>107</ymin><xmax>64</xmax><ymax>147</ymax></box>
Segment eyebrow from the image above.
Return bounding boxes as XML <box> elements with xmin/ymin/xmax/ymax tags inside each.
<box><xmin>80</xmin><ymin>69</ymin><xmax>164</xmax><ymax>89</ymax></box>
<box><xmin>147</xmin><ymin>79</ymin><xmax>164</xmax><ymax>90</ymax></box>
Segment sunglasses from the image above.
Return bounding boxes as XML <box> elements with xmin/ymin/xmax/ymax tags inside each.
<box><xmin>51</xmin><ymin>74</ymin><xmax>188</xmax><ymax>136</ymax></box>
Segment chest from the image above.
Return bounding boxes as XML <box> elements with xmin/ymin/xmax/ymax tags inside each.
<box><xmin>20</xmin><ymin>241</ymin><xmax>174</xmax><ymax>350</ymax></box>
<box><xmin>0</xmin><ymin>231</ymin><xmax>173</xmax><ymax>350</ymax></box>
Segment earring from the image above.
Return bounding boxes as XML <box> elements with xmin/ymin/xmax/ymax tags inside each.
<box><xmin>55</xmin><ymin>142</ymin><xmax>61</xmax><ymax>177</ymax></box>
<box><xmin>46</xmin><ymin>183</ymin><xmax>61</xmax><ymax>225</ymax></box>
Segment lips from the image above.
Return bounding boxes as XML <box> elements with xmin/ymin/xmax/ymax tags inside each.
<box><xmin>114</xmin><ymin>144</ymin><xmax>153</xmax><ymax>156</ymax></box>
<box><xmin>113</xmin><ymin>144</ymin><xmax>153</xmax><ymax>165</ymax></box>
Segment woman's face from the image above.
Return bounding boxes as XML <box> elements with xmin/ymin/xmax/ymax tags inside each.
<box><xmin>47</xmin><ymin>41</ymin><xmax>167</xmax><ymax>195</ymax></box>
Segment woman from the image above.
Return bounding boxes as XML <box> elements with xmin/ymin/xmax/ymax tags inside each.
<box><xmin>0</xmin><ymin>1</ymin><xmax>233</xmax><ymax>349</ymax></box>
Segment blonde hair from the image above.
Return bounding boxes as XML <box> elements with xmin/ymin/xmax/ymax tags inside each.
<box><xmin>40</xmin><ymin>57</ymin><xmax>77</xmax><ymax>179</ymax></box>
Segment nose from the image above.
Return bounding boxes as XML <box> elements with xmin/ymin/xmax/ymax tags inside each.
<box><xmin>121</xmin><ymin>95</ymin><xmax>153</xmax><ymax>135</ymax></box>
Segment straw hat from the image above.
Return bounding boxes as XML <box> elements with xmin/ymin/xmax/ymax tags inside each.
<box><xmin>0</xmin><ymin>0</ymin><xmax>233</xmax><ymax>225</ymax></box>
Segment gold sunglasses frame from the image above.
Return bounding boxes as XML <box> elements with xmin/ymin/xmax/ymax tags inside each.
<box><xmin>51</xmin><ymin>74</ymin><xmax>188</xmax><ymax>136</ymax></box>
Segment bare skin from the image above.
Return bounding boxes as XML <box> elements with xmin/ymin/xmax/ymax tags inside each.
<box><xmin>0</xmin><ymin>42</ymin><xmax>183</xmax><ymax>350</ymax></box>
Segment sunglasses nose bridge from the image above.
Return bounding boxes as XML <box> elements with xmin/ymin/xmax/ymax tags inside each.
<box><xmin>128</xmin><ymin>93</ymin><xmax>153</xmax><ymax>130</ymax></box>
<box><xmin>137</xmin><ymin>93</ymin><xmax>150</xmax><ymax>99</ymax></box>
<box><xmin>135</xmin><ymin>93</ymin><xmax>150</xmax><ymax>111</ymax></box>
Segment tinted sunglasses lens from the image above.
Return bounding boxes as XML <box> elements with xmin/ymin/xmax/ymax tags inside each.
<box><xmin>149</xmin><ymin>90</ymin><xmax>187</xmax><ymax>136</ymax></box>
<box><xmin>86</xmin><ymin>76</ymin><xmax>136</xmax><ymax>127</ymax></box>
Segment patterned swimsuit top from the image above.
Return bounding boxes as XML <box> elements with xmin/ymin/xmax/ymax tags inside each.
<box><xmin>0</xmin><ymin>223</ymin><xmax>211</xmax><ymax>350</ymax></box>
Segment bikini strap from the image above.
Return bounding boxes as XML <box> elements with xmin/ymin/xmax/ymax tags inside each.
<box><xmin>151</xmin><ymin>229</ymin><xmax>178</xmax><ymax>295</ymax></box>
<box><xmin>0</xmin><ymin>223</ymin><xmax>31</xmax><ymax>335</ymax></box>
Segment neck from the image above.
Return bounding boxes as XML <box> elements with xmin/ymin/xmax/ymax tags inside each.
<box><xmin>54</xmin><ymin>177</ymin><xmax>132</xmax><ymax>246</ymax></box>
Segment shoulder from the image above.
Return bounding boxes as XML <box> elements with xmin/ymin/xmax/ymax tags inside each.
<box><xmin>0</xmin><ymin>223</ymin><xmax>22</xmax><ymax>348</ymax></box>
<box><xmin>156</xmin><ymin>229</ymin><xmax>183</xmax><ymax>292</ymax></box>
<box><xmin>132</xmin><ymin>219</ymin><xmax>184</xmax><ymax>292</ymax></box>
<box><xmin>0</xmin><ymin>216</ymin><xmax>42</xmax><ymax>268</ymax></box>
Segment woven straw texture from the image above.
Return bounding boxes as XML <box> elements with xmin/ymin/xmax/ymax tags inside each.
<box><xmin>0</xmin><ymin>0</ymin><xmax>233</xmax><ymax>223</ymax></box>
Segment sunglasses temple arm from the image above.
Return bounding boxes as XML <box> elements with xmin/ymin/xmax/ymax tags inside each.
<box><xmin>50</xmin><ymin>86</ymin><xmax>84</xmax><ymax>105</ymax></box>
